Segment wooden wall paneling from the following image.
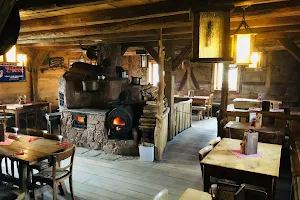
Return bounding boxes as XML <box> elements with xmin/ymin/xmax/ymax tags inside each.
<box><xmin>28</xmin><ymin>49</ymin><xmax>48</xmax><ymax>101</ymax></box>
<box><xmin>278</xmin><ymin>38</ymin><xmax>300</xmax><ymax>63</ymax></box>
<box><xmin>266</xmin><ymin>51</ymin><xmax>272</xmax><ymax>96</ymax></box>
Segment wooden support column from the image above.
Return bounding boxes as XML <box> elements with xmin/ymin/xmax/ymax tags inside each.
<box><xmin>218</xmin><ymin>62</ymin><xmax>229</xmax><ymax>137</ymax></box>
<box><xmin>278</xmin><ymin>38</ymin><xmax>300</xmax><ymax>63</ymax></box>
<box><xmin>154</xmin><ymin>29</ymin><xmax>168</xmax><ymax>161</ymax></box>
<box><xmin>144</xmin><ymin>46</ymin><xmax>159</xmax><ymax>64</ymax></box>
<box><xmin>28</xmin><ymin>49</ymin><xmax>48</xmax><ymax>101</ymax></box>
<box><xmin>165</xmin><ymin>45</ymin><xmax>175</xmax><ymax>140</ymax></box>
<box><xmin>266</xmin><ymin>51</ymin><xmax>272</xmax><ymax>96</ymax></box>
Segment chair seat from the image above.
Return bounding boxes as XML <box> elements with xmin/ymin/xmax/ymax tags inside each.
<box><xmin>0</xmin><ymin>184</ymin><xmax>24</xmax><ymax>200</ymax></box>
<box><xmin>192</xmin><ymin>106</ymin><xmax>207</xmax><ymax>111</ymax></box>
<box><xmin>33</xmin><ymin>167</ymin><xmax>70</xmax><ymax>180</ymax></box>
<box><xmin>31</xmin><ymin>160</ymin><xmax>51</xmax><ymax>171</ymax></box>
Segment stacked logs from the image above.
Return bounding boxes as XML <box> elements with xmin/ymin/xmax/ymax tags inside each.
<box><xmin>139</xmin><ymin>85</ymin><xmax>167</xmax><ymax>143</ymax></box>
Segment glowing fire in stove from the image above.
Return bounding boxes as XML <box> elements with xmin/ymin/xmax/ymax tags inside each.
<box><xmin>112</xmin><ymin>117</ymin><xmax>125</xmax><ymax>126</ymax></box>
<box><xmin>75</xmin><ymin>116</ymin><xmax>85</xmax><ymax>123</ymax></box>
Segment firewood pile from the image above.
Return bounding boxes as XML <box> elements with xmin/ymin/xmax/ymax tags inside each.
<box><xmin>139</xmin><ymin>85</ymin><xmax>168</xmax><ymax>143</ymax></box>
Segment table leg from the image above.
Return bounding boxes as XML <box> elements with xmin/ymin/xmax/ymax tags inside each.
<box><xmin>15</xmin><ymin>110</ymin><xmax>20</xmax><ymax>129</ymax></box>
<box><xmin>18</xmin><ymin>162</ymin><xmax>30</xmax><ymax>200</ymax></box>
<box><xmin>203</xmin><ymin>165</ymin><xmax>210</xmax><ymax>192</ymax></box>
<box><xmin>266</xmin><ymin>177</ymin><xmax>275</xmax><ymax>200</ymax></box>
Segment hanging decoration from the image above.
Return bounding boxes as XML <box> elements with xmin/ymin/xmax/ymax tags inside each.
<box><xmin>190</xmin><ymin>6</ymin><xmax>233</xmax><ymax>63</ymax></box>
<box><xmin>231</xmin><ymin>8</ymin><xmax>258</xmax><ymax>65</ymax></box>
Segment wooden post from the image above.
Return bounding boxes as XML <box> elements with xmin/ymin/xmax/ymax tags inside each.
<box><xmin>165</xmin><ymin>45</ymin><xmax>175</xmax><ymax>140</ymax></box>
<box><xmin>154</xmin><ymin>28</ymin><xmax>166</xmax><ymax>161</ymax></box>
<box><xmin>28</xmin><ymin>49</ymin><xmax>48</xmax><ymax>101</ymax></box>
<box><xmin>187</xmin><ymin>63</ymin><xmax>191</xmax><ymax>90</ymax></box>
<box><xmin>266</xmin><ymin>51</ymin><xmax>272</xmax><ymax>96</ymax></box>
<box><xmin>218</xmin><ymin>62</ymin><xmax>229</xmax><ymax>137</ymax></box>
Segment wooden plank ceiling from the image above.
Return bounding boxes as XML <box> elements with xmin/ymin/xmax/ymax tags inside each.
<box><xmin>16</xmin><ymin>0</ymin><xmax>300</xmax><ymax>52</ymax></box>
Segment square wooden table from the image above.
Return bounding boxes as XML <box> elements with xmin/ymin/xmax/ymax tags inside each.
<box><xmin>179</xmin><ymin>188</ymin><xmax>212</xmax><ymax>200</ymax></box>
<box><xmin>201</xmin><ymin>138</ymin><xmax>282</xmax><ymax>200</ymax></box>
<box><xmin>174</xmin><ymin>95</ymin><xmax>209</xmax><ymax>105</ymax></box>
<box><xmin>0</xmin><ymin>134</ymin><xmax>68</xmax><ymax>199</ymax></box>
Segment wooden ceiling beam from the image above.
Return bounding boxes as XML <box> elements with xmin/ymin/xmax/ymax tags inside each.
<box><xmin>19</xmin><ymin>0</ymin><xmax>295</xmax><ymax>33</ymax></box>
<box><xmin>231</xmin><ymin>1</ymin><xmax>300</xmax><ymax>22</ymax></box>
<box><xmin>19</xmin><ymin>15</ymin><xmax>191</xmax><ymax>40</ymax></box>
<box><xmin>20</xmin><ymin>1</ymin><xmax>190</xmax><ymax>32</ymax></box>
<box><xmin>144</xmin><ymin>46</ymin><xmax>159</xmax><ymax>63</ymax></box>
<box><xmin>278</xmin><ymin>38</ymin><xmax>300</xmax><ymax>63</ymax></box>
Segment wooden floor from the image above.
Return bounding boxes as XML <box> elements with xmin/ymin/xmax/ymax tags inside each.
<box><xmin>1</xmin><ymin>117</ymin><xmax>292</xmax><ymax>199</ymax></box>
<box><xmin>67</xmin><ymin>117</ymin><xmax>217</xmax><ymax>200</ymax></box>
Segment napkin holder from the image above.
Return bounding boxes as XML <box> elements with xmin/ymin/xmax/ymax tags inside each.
<box><xmin>241</xmin><ymin>130</ymin><xmax>258</xmax><ymax>155</ymax></box>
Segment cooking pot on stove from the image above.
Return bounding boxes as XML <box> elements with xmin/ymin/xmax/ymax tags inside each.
<box><xmin>131</xmin><ymin>77</ymin><xmax>142</xmax><ymax>85</ymax></box>
<box><xmin>82</xmin><ymin>80</ymin><xmax>99</xmax><ymax>92</ymax></box>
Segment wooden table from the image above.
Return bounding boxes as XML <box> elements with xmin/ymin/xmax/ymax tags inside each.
<box><xmin>174</xmin><ymin>95</ymin><xmax>209</xmax><ymax>105</ymax></box>
<box><xmin>224</xmin><ymin>121</ymin><xmax>285</xmax><ymax>144</ymax></box>
<box><xmin>201</xmin><ymin>138</ymin><xmax>282</xmax><ymax>200</ymax></box>
<box><xmin>0</xmin><ymin>134</ymin><xmax>68</xmax><ymax>199</ymax></box>
<box><xmin>179</xmin><ymin>188</ymin><xmax>212</xmax><ymax>200</ymax></box>
<box><xmin>1</xmin><ymin>102</ymin><xmax>51</xmax><ymax>128</ymax></box>
<box><xmin>232</xmin><ymin>98</ymin><xmax>282</xmax><ymax>109</ymax></box>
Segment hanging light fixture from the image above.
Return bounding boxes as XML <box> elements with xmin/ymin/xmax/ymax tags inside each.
<box><xmin>190</xmin><ymin>5</ymin><xmax>233</xmax><ymax>63</ymax></box>
<box><xmin>231</xmin><ymin>8</ymin><xmax>257</xmax><ymax>65</ymax></box>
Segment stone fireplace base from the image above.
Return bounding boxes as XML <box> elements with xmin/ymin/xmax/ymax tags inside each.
<box><xmin>61</xmin><ymin>108</ymin><xmax>139</xmax><ymax>156</ymax></box>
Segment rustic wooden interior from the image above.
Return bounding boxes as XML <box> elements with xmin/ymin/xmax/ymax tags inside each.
<box><xmin>1</xmin><ymin>0</ymin><xmax>300</xmax><ymax>199</ymax></box>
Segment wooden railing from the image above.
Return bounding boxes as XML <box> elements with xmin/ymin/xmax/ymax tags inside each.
<box><xmin>171</xmin><ymin>99</ymin><xmax>192</xmax><ymax>140</ymax></box>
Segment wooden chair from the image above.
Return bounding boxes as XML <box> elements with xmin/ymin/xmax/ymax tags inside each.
<box><xmin>192</xmin><ymin>106</ymin><xmax>206</xmax><ymax>121</ymax></box>
<box><xmin>26</xmin><ymin>128</ymin><xmax>44</xmax><ymax>137</ymax></box>
<box><xmin>43</xmin><ymin>133</ymin><xmax>61</xmax><ymax>141</ymax></box>
<box><xmin>205</xmin><ymin>93</ymin><xmax>214</xmax><ymax>118</ymax></box>
<box><xmin>153</xmin><ymin>189</ymin><xmax>168</xmax><ymax>200</ymax></box>
<box><xmin>32</xmin><ymin>145</ymin><xmax>76</xmax><ymax>200</ymax></box>
<box><xmin>209</xmin><ymin>137</ymin><xmax>221</xmax><ymax>147</ymax></box>
<box><xmin>199</xmin><ymin>145</ymin><xmax>213</xmax><ymax>176</ymax></box>
<box><xmin>244</xmin><ymin>188</ymin><xmax>267</xmax><ymax>200</ymax></box>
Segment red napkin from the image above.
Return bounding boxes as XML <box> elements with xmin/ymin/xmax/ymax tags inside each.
<box><xmin>58</xmin><ymin>141</ymin><xmax>69</xmax><ymax>147</ymax></box>
<box><xmin>28</xmin><ymin>137</ymin><xmax>41</xmax><ymax>142</ymax></box>
<box><xmin>16</xmin><ymin>151</ymin><xmax>24</xmax><ymax>155</ymax></box>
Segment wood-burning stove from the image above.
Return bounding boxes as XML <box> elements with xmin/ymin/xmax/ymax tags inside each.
<box><xmin>72</xmin><ymin>113</ymin><xmax>87</xmax><ymax>129</ymax></box>
<box><xmin>107</xmin><ymin>105</ymin><xmax>134</xmax><ymax>139</ymax></box>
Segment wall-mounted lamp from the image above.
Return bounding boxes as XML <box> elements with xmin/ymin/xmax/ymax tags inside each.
<box><xmin>140</xmin><ymin>54</ymin><xmax>149</xmax><ymax>68</ymax></box>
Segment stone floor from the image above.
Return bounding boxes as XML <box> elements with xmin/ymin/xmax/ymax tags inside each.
<box><xmin>3</xmin><ymin>117</ymin><xmax>293</xmax><ymax>199</ymax></box>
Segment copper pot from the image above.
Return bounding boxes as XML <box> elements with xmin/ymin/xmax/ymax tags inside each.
<box><xmin>131</xmin><ymin>77</ymin><xmax>142</xmax><ymax>85</ymax></box>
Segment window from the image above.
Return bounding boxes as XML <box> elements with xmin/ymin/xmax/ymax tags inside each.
<box><xmin>214</xmin><ymin>63</ymin><xmax>238</xmax><ymax>91</ymax></box>
<box><xmin>148</xmin><ymin>62</ymin><xmax>159</xmax><ymax>86</ymax></box>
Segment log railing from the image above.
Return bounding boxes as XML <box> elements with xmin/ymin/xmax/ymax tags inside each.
<box><xmin>171</xmin><ymin>99</ymin><xmax>192</xmax><ymax>140</ymax></box>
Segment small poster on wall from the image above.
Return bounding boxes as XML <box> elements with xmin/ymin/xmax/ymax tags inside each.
<box><xmin>0</xmin><ymin>63</ymin><xmax>26</xmax><ymax>82</ymax></box>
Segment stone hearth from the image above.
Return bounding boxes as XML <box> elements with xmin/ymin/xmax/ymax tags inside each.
<box><xmin>61</xmin><ymin>108</ymin><xmax>138</xmax><ymax>155</ymax></box>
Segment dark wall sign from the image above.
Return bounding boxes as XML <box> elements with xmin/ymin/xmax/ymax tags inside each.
<box><xmin>49</xmin><ymin>57</ymin><xmax>64</xmax><ymax>67</ymax></box>
<box><xmin>0</xmin><ymin>64</ymin><xmax>26</xmax><ymax>82</ymax></box>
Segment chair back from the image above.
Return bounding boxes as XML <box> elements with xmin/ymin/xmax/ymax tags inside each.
<box><xmin>208</xmin><ymin>93</ymin><xmax>214</xmax><ymax>105</ymax></box>
<box><xmin>26</xmin><ymin>128</ymin><xmax>44</xmax><ymax>137</ymax></box>
<box><xmin>51</xmin><ymin>145</ymin><xmax>75</xmax><ymax>176</ymax></box>
<box><xmin>153</xmin><ymin>189</ymin><xmax>168</xmax><ymax>200</ymax></box>
<box><xmin>209</xmin><ymin>137</ymin><xmax>221</xmax><ymax>147</ymax></box>
<box><xmin>199</xmin><ymin>145</ymin><xmax>213</xmax><ymax>176</ymax></box>
<box><xmin>43</xmin><ymin>133</ymin><xmax>62</xmax><ymax>141</ymax></box>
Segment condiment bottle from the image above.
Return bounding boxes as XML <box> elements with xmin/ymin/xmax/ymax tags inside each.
<box><xmin>210</xmin><ymin>184</ymin><xmax>218</xmax><ymax>200</ymax></box>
